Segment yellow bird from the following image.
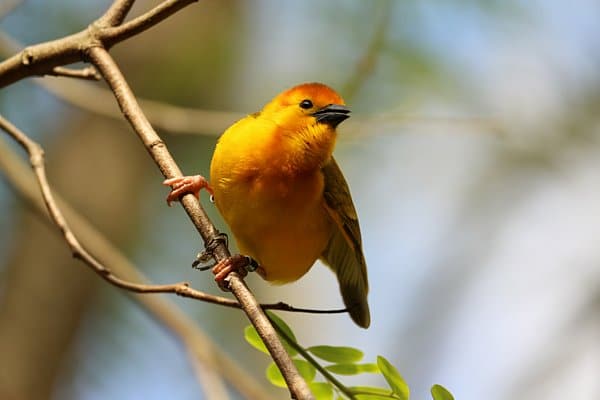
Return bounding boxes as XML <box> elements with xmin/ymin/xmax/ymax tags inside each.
<box><xmin>164</xmin><ymin>83</ymin><xmax>370</xmax><ymax>328</ymax></box>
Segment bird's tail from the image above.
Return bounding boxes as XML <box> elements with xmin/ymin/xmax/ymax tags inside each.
<box><xmin>321</xmin><ymin>230</ymin><xmax>370</xmax><ymax>328</ymax></box>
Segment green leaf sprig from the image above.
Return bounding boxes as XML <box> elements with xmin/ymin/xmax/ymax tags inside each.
<box><xmin>244</xmin><ymin>312</ymin><xmax>455</xmax><ymax>400</ymax></box>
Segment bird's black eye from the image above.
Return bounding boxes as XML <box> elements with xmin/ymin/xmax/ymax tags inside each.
<box><xmin>299</xmin><ymin>99</ymin><xmax>313</xmax><ymax>109</ymax></box>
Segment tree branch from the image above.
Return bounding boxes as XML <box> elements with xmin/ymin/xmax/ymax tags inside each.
<box><xmin>0</xmin><ymin>0</ymin><xmax>197</xmax><ymax>88</ymax></box>
<box><xmin>0</xmin><ymin>30</ymin><xmax>89</xmax><ymax>88</ymax></box>
<box><xmin>271</xmin><ymin>317</ymin><xmax>357</xmax><ymax>399</ymax></box>
<box><xmin>0</xmin><ymin>115</ymin><xmax>344</xmax><ymax>317</ymax></box>
<box><xmin>101</xmin><ymin>0</ymin><xmax>198</xmax><ymax>47</ymax></box>
<box><xmin>0</xmin><ymin>135</ymin><xmax>278</xmax><ymax>400</ymax></box>
<box><xmin>50</xmin><ymin>65</ymin><xmax>101</xmax><ymax>80</ymax></box>
<box><xmin>99</xmin><ymin>0</ymin><xmax>136</xmax><ymax>27</ymax></box>
<box><xmin>0</xmin><ymin>115</ymin><xmax>188</xmax><ymax>291</ymax></box>
<box><xmin>86</xmin><ymin>45</ymin><xmax>313</xmax><ymax>399</ymax></box>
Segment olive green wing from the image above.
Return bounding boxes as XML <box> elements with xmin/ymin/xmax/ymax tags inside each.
<box><xmin>320</xmin><ymin>157</ymin><xmax>370</xmax><ymax>328</ymax></box>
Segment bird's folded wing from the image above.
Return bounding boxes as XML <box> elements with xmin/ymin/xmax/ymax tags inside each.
<box><xmin>320</xmin><ymin>157</ymin><xmax>370</xmax><ymax>327</ymax></box>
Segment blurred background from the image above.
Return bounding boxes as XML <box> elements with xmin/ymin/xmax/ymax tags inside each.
<box><xmin>1</xmin><ymin>0</ymin><xmax>599</xmax><ymax>399</ymax></box>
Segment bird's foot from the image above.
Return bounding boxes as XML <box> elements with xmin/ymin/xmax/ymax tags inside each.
<box><xmin>163</xmin><ymin>174</ymin><xmax>214</xmax><ymax>206</ymax></box>
<box><xmin>191</xmin><ymin>233</ymin><xmax>261</xmax><ymax>291</ymax></box>
<box><xmin>192</xmin><ymin>233</ymin><xmax>229</xmax><ymax>270</ymax></box>
<box><xmin>213</xmin><ymin>254</ymin><xmax>260</xmax><ymax>291</ymax></box>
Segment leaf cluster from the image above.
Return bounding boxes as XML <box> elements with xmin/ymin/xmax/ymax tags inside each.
<box><xmin>244</xmin><ymin>312</ymin><xmax>454</xmax><ymax>400</ymax></box>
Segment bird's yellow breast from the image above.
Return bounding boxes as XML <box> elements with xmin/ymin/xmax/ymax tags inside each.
<box><xmin>210</xmin><ymin>115</ymin><xmax>334</xmax><ymax>282</ymax></box>
<box><xmin>214</xmin><ymin>170</ymin><xmax>333</xmax><ymax>283</ymax></box>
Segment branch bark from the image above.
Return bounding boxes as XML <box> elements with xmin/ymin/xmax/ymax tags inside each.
<box><xmin>100</xmin><ymin>0</ymin><xmax>198</xmax><ymax>46</ymax></box>
<box><xmin>0</xmin><ymin>0</ymin><xmax>197</xmax><ymax>88</ymax></box>
<box><xmin>99</xmin><ymin>0</ymin><xmax>136</xmax><ymax>26</ymax></box>
<box><xmin>50</xmin><ymin>66</ymin><xmax>101</xmax><ymax>80</ymax></box>
<box><xmin>87</xmin><ymin>46</ymin><xmax>313</xmax><ymax>400</ymax></box>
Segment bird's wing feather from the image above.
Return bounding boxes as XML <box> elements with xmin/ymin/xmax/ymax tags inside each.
<box><xmin>320</xmin><ymin>157</ymin><xmax>370</xmax><ymax>328</ymax></box>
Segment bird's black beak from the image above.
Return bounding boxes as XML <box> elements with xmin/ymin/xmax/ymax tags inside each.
<box><xmin>312</xmin><ymin>104</ymin><xmax>351</xmax><ymax>128</ymax></box>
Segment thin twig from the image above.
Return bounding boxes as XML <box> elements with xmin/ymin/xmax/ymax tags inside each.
<box><xmin>271</xmin><ymin>316</ymin><xmax>357</xmax><ymax>400</ymax></box>
<box><xmin>0</xmin><ymin>116</ymin><xmax>344</xmax><ymax>315</ymax></box>
<box><xmin>39</xmin><ymin>76</ymin><xmax>242</xmax><ymax>136</ymax></box>
<box><xmin>86</xmin><ymin>46</ymin><xmax>312</xmax><ymax>399</ymax></box>
<box><xmin>101</xmin><ymin>0</ymin><xmax>198</xmax><ymax>47</ymax></box>
<box><xmin>98</xmin><ymin>0</ymin><xmax>136</xmax><ymax>27</ymax></box>
<box><xmin>50</xmin><ymin>66</ymin><xmax>101</xmax><ymax>80</ymax></box>
<box><xmin>0</xmin><ymin>117</ymin><xmax>349</xmax><ymax>330</ymax></box>
<box><xmin>0</xmin><ymin>135</ymin><xmax>277</xmax><ymax>400</ymax></box>
<box><xmin>0</xmin><ymin>115</ymin><xmax>186</xmax><ymax>289</ymax></box>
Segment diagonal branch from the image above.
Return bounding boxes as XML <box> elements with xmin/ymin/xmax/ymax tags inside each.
<box><xmin>86</xmin><ymin>45</ymin><xmax>314</xmax><ymax>400</ymax></box>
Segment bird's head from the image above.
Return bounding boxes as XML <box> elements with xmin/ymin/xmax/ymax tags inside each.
<box><xmin>260</xmin><ymin>82</ymin><xmax>350</xmax><ymax>167</ymax></box>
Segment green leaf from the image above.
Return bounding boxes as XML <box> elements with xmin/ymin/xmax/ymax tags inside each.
<box><xmin>351</xmin><ymin>385</ymin><xmax>400</xmax><ymax>399</ymax></box>
<box><xmin>431</xmin><ymin>384</ymin><xmax>454</xmax><ymax>400</ymax></box>
<box><xmin>265</xmin><ymin>360</ymin><xmax>317</xmax><ymax>389</ymax></box>
<box><xmin>310</xmin><ymin>382</ymin><xmax>334</xmax><ymax>400</ymax></box>
<box><xmin>355</xmin><ymin>395</ymin><xmax>399</xmax><ymax>400</ymax></box>
<box><xmin>325</xmin><ymin>363</ymin><xmax>379</xmax><ymax>375</ymax></box>
<box><xmin>265</xmin><ymin>362</ymin><xmax>287</xmax><ymax>388</ymax></box>
<box><xmin>350</xmin><ymin>386</ymin><xmax>394</xmax><ymax>395</ymax></box>
<box><xmin>377</xmin><ymin>356</ymin><xmax>409</xmax><ymax>400</ymax></box>
<box><xmin>266</xmin><ymin>311</ymin><xmax>297</xmax><ymax>342</ymax></box>
<box><xmin>266</xmin><ymin>312</ymin><xmax>298</xmax><ymax>356</ymax></box>
<box><xmin>244</xmin><ymin>325</ymin><xmax>269</xmax><ymax>355</ymax></box>
<box><xmin>351</xmin><ymin>386</ymin><xmax>403</xmax><ymax>399</ymax></box>
<box><xmin>244</xmin><ymin>317</ymin><xmax>298</xmax><ymax>357</ymax></box>
<box><xmin>294</xmin><ymin>359</ymin><xmax>317</xmax><ymax>383</ymax></box>
<box><xmin>307</xmin><ymin>345</ymin><xmax>364</xmax><ymax>363</ymax></box>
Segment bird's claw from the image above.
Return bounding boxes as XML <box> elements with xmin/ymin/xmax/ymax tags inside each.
<box><xmin>192</xmin><ymin>232</ymin><xmax>229</xmax><ymax>270</ymax></box>
<box><xmin>212</xmin><ymin>254</ymin><xmax>260</xmax><ymax>291</ymax></box>
<box><xmin>192</xmin><ymin>252</ymin><xmax>213</xmax><ymax>271</ymax></box>
<box><xmin>163</xmin><ymin>175</ymin><xmax>213</xmax><ymax>206</ymax></box>
<box><xmin>192</xmin><ymin>232</ymin><xmax>259</xmax><ymax>291</ymax></box>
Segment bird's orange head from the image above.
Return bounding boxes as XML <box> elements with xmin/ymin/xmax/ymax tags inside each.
<box><xmin>259</xmin><ymin>82</ymin><xmax>350</xmax><ymax>169</ymax></box>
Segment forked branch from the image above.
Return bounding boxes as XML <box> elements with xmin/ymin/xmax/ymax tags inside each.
<box><xmin>0</xmin><ymin>0</ymin><xmax>197</xmax><ymax>88</ymax></box>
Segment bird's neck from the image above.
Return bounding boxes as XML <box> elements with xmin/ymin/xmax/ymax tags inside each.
<box><xmin>279</xmin><ymin>125</ymin><xmax>336</xmax><ymax>175</ymax></box>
